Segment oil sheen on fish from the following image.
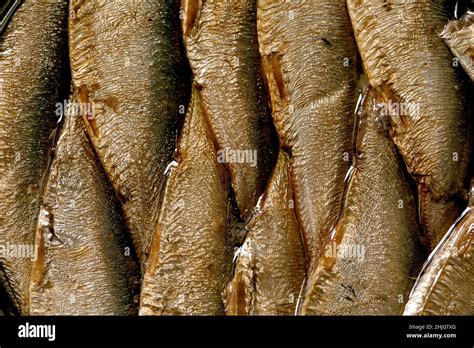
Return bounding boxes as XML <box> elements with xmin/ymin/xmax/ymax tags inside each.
<box><xmin>404</xmin><ymin>184</ymin><xmax>474</xmax><ymax>315</ymax></box>
<box><xmin>181</xmin><ymin>0</ymin><xmax>277</xmax><ymax>220</ymax></box>
<box><xmin>0</xmin><ymin>0</ymin><xmax>69</xmax><ymax>314</ymax></box>
<box><xmin>257</xmin><ymin>0</ymin><xmax>358</xmax><ymax>270</ymax></box>
<box><xmin>69</xmin><ymin>0</ymin><xmax>188</xmax><ymax>267</ymax></box>
<box><xmin>29</xmin><ymin>102</ymin><xmax>139</xmax><ymax>315</ymax></box>
<box><xmin>347</xmin><ymin>0</ymin><xmax>471</xmax><ymax>250</ymax></box>
<box><xmin>139</xmin><ymin>86</ymin><xmax>234</xmax><ymax>315</ymax></box>
<box><xmin>441</xmin><ymin>11</ymin><xmax>474</xmax><ymax>81</ymax></box>
<box><xmin>299</xmin><ymin>88</ymin><xmax>424</xmax><ymax>315</ymax></box>
<box><xmin>224</xmin><ymin>150</ymin><xmax>306</xmax><ymax>315</ymax></box>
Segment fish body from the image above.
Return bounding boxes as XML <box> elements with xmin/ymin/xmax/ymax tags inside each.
<box><xmin>299</xmin><ymin>88</ymin><xmax>424</xmax><ymax>315</ymax></box>
<box><xmin>441</xmin><ymin>11</ymin><xmax>474</xmax><ymax>81</ymax></box>
<box><xmin>139</xmin><ymin>86</ymin><xmax>235</xmax><ymax>315</ymax></box>
<box><xmin>257</xmin><ymin>0</ymin><xmax>358</xmax><ymax>270</ymax></box>
<box><xmin>29</xmin><ymin>102</ymin><xmax>139</xmax><ymax>315</ymax></box>
<box><xmin>69</xmin><ymin>0</ymin><xmax>188</xmax><ymax>266</ymax></box>
<box><xmin>0</xmin><ymin>0</ymin><xmax>69</xmax><ymax>314</ymax></box>
<box><xmin>224</xmin><ymin>150</ymin><xmax>306</xmax><ymax>315</ymax></box>
<box><xmin>404</xmin><ymin>184</ymin><xmax>474</xmax><ymax>315</ymax></box>
<box><xmin>347</xmin><ymin>0</ymin><xmax>471</xmax><ymax>249</ymax></box>
<box><xmin>181</xmin><ymin>0</ymin><xmax>277</xmax><ymax>220</ymax></box>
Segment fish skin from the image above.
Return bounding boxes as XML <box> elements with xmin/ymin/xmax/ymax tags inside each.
<box><xmin>29</xmin><ymin>102</ymin><xmax>140</xmax><ymax>315</ymax></box>
<box><xmin>139</xmin><ymin>86</ymin><xmax>235</xmax><ymax>315</ymax></box>
<box><xmin>224</xmin><ymin>150</ymin><xmax>307</xmax><ymax>315</ymax></box>
<box><xmin>404</xmin><ymin>184</ymin><xmax>474</xmax><ymax>315</ymax></box>
<box><xmin>69</xmin><ymin>0</ymin><xmax>189</xmax><ymax>267</ymax></box>
<box><xmin>299</xmin><ymin>88</ymin><xmax>424</xmax><ymax>315</ymax></box>
<box><xmin>0</xmin><ymin>0</ymin><xmax>69</xmax><ymax>314</ymax></box>
<box><xmin>441</xmin><ymin>11</ymin><xmax>474</xmax><ymax>81</ymax></box>
<box><xmin>181</xmin><ymin>0</ymin><xmax>277</xmax><ymax>221</ymax></box>
<box><xmin>347</xmin><ymin>0</ymin><xmax>471</xmax><ymax>250</ymax></box>
<box><xmin>257</xmin><ymin>0</ymin><xmax>358</xmax><ymax>270</ymax></box>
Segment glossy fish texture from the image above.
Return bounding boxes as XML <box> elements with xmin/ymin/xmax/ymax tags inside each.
<box><xmin>29</xmin><ymin>102</ymin><xmax>139</xmax><ymax>315</ymax></box>
<box><xmin>404</xmin><ymin>185</ymin><xmax>474</xmax><ymax>315</ymax></box>
<box><xmin>181</xmin><ymin>0</ymin><xmax>277</xmax><ymax>220</ymax></box>
<box><xmin>0</xmin><ymin>0</ymin><xmax>69</xmax><ymax>314</ymax></box>
<box><xmin>257</xmin><ymin>0</ymin><xmax>358</xmax><ymax>270</ymax></box>
<box><xmin>69</xmin><ymin>0</ymin><xmax>188</xmax><ymax>267</ymax></box>
<box><xmin>139</xmin><ymin>86</ymin><xmax>235</xmax><ymax>315</ymax></box>
<box><xmin>347</xmin><ymin>0</ymin><xmax>471</xmax><ymax>250</ymax></box>
<box><xmin>299</xmin><ymin>88</ymin><xmax>424</xmax><ymax>315</ymax></box>
<box><xmin>441</xmin><ymin>10</ymin><xmax>474</xmax><ymax>81</ymax></box>
<box><xmin>224</xmin><ymin>150</ymin><xmax>306</xmax><ymax>315</ymax></box>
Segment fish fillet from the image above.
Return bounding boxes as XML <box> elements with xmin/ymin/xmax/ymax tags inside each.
<box><xmin>139</xmin><ymin>85</ymin><xmax>235</xmax><ymax>315</ymax></box>
<box><xmin>441</xmin><ymin>10</ymin><xmax>474</xmax><ymax>81</ymax></box>
<box><xmin>69</xmin><ymin>0</ymin><xmax>189</xmax><ymax>267</ymax></box>
<box><xmin>404</xmin><ymin>187</ymin><xmax>474</xmax><ymax>315</ymax></box>
<box><xmin>299</xmin><ymin>87</ymin><xmax>424</xmax><ymax>315</ymax></box>
<box><xmin>347</xmin><ymin>0</ymin><xmax>471</xmax><ymax>250</ymax></box>
<box><xmin>0</xmin><ymin>0</ymin><xmax>69</xmax><ymax>314</ymax></box>
<box><xmin>224</xmin><ymin>150</ymin><xmax>306</xmax><ymax>315</ymax></box>
<box><xmin>29</xmin><ymin>100</ymin><xmax>139</xmax><ymax>315</ymax></box>
<box><xmin>181</xmin><ymin>0</ymin><xmax>277</xmax><ymax>220</ymax></box>
<box><xmin>257</xmin><ymin>0</ymin><xmax>358</xmax><ymax>270</ymax></box>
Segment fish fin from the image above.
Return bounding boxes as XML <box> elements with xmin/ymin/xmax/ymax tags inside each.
<box><xmin>181</xmin><ymin>0</ymin><xmax>203</xmax><ymax>37</ymax></box>
<box><xmin>224</xmin><ymin>245</ymin><xmax>256</xmax><ymax>315</ymax></box>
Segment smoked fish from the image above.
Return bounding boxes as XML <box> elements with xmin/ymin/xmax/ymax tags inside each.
<box><xmin>181</xmin><ymin>0</ymin><xmax>277</xmax><ymax>220</ymax></box>
<box><xmin>441</xmin><ymin>11</ymin><xmax>474</xmax><ymax>81</ymax></box>
<box><xmin>347</xmin><ymin>0</ymin><xmax>471</xmax><ymax>250</ymax></box>
<box><xmin>69</xmin><ymin>0</ymin><xmax>189</xmax><ymax>267</ymax></box>
<box><xmin>224</xmin><ymin>150</ymin><xmax>306</xmax><ymax>315</ymax></box>
<box><xmin>139</xmin><ymin>86</ymin><xmax>234</xmax><ymax>315</ymax></box>
<box><xmin>299</xmin><ymin>88</ymin><xmax>424</xmax><ymax>315</ymax></box>
<box><xmin>404</xmin><ymin>183</ymin><xmax>474</xmax><ymax>315</ymax></box>
<box><xmin>257</xmin><ymin>0</ymin><xmax>358</xmax><ymax>270</ymax></box>
<box><xmin>0</xmin><ymin>0</ymin><xmax>69</xmax><ymax>314</ymax></box>
<box><xmin>29</xmin><ymin>99</ymin><xmax>139</xmax><ymax>315</ymax></box>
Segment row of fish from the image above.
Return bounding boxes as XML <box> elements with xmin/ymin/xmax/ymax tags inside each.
<box><xmin>0</xmin><ymin>0</ymin><xmax>472</xmax><ymax>315</ymax></box>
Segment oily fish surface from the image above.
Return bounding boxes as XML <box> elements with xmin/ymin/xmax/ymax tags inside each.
<box><xmin>0</xmin><ymin>0</ymin><xmax>69</xmax><ymax>314</ymax></box>
<box><xmin>224</xmin><ymin>150</ymin><xmax>306</xmax><ymax>315</ymax></box>
<box><xmin>29</xmin><ymin>105</ymin><xmax>139</xmax><ymax>316</ymax></box>
<box><xmin>257</xmin><ymin>0</ymin><xmax>357</xmax><ymax>270</ymax></box>
<box><xmin>441</xmin><ymin>11</ymin><xmax>474</xmax><ymax>81</ymax></box>
<box><xmin>299</xmin><ymin>88</ymin><xmax>424</xmax><ymax>315</ymax></box>
<box><xmin>69</xmin><ymin>0</ymin><xmax>188</xmax><ymax>267</ymax></box>
<box><xmin>181</xmin><ymin>0</ymin><xmax>277</xmax><ymax>220</ymax></box>
<box><xmin>347</xmin><ymin>0</ymin><xmax>471</xmax><ymax>249</ymax></box>
<box><xmin>139</xmin><ymin>86</ymin><xmax>235</xmax><ymax>315</ymax></box>
<box><xmin>404</xmin><ymin>200</ymin><xmax>474</xmax><ymax>315</ymax></box>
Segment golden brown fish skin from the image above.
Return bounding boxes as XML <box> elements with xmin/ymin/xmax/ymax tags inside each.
<box><xmin>224</xmin><ymin>150</ymin><xmax>307</xmax><ymax>315</ymax></box>
<box><xmin>181</xmin><ymin>0</ymin><xmax>277</xmax><ymax>220</ymax></box>
<box><xmin>299</xmin><ymin>88</ymin><xmax>424</xmax><ymax>315</ymax></box>
<box><xmin>0</xmin><ymin>0</ymin><xmax>69</xmax><ymax>314</ymax></box>
<box><xmin>257</xmin><ymin>0</ymin><xmax>358</xmax><ymax>270</ymax></box>
<box><xmin>28</xmin><ymin>103</ymin><xmax>139</xmax><ymax>315</ymax></box>
<box><xmin>69</xmin><ymin>0</ymin><xmax>189</xmax><ymax>267</ymax></box>
<box><xmin>139</xmin><ymin>86</ymin><xmax>234</xmax><ymax>315</ymax></box>
<box><xmin>404</xmin><ymin>204</ymin><xmax>474</xmax><ymax>315</ymax></box>
<box><xmin>347</xmin><ymin>0</ymin><xmax>471</xmax><ymax>250</ymax></box>
<box><xmin>441</xmin><ymin>11</ymin><xmax>474</xmax><ymax>81</ymax></box>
